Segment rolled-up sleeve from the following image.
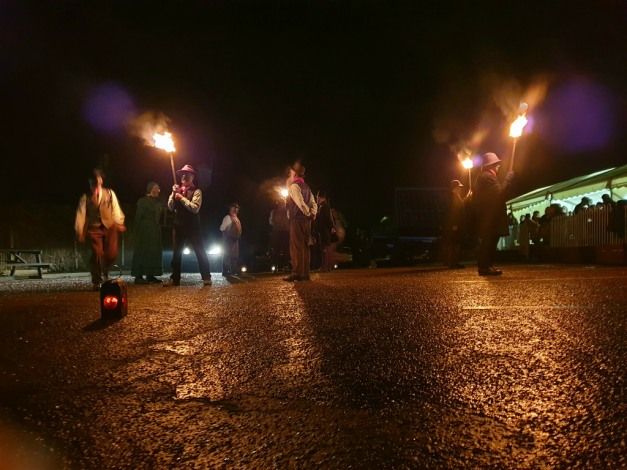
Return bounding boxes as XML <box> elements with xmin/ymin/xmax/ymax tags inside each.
<box><xmin>110</xmin><ymin>190</ymin><xmax>125</xmax><ymax>225</ymax></box>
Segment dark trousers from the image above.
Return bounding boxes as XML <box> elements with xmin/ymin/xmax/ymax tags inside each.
<box><xmin>222</xmin><ymin>237</ymin><xmax>239</xmax><ymax>274</ymax></box>
<box><xmin>477</xmin><ymin>233</ymin><xmax>500</xmax><ymax>271</ymax></box>
<box><xmin>270</xmin><ymin>230</ymin><xmax>290</xmax><ymax>269</ymax></box>
<box><xmin>88</xmin><ymin>224</ymin><xmax>119</xmax><ymax>284</ymax></box>
<box><xmin>171</xmin><ymin>224</ymin><xmax>211</xmax><ymax>281</ymax></box>
<box><xmin>289</xmin><ymin>218</ymin><xmax>312</xmax><ymax>278</ymax></box>
<box><xmin>444</xmin><ymin>229</ymin><xmax>462</xmax><ymax>267</ymax></box>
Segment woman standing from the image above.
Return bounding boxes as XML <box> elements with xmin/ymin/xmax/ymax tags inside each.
<box><xmin>220</xmin><ymin>203</ymin><xmax>242</xmax><ymax>275</ymax></box>
<box><xmin>131</xmin><ymin>182</ymin><xmax>164</xmax><ymax>284</ymax></box>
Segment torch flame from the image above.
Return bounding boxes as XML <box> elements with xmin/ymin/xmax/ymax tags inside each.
<box><xmin>462</xmin><ymin>158</ymin><xmax>473</xmax><ymax>169</ymax></box>
<box><xmin>509</xmin><ymin>114</ymin><xmax>528</xmax><ymax>139</ymax></box>
<box><xmin>276</xmin><ymin>187</ymin><xmax>289</xmax><ymax>199</ymax></box>
<box><xmin>152</xmin><ymin>131</ymin><xmax>176</xmax><ymax>153</ymax></box>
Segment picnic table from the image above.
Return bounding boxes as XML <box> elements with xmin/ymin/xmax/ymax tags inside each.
<box><xmin>0</xmin><ymin>249</ymin><xmax>51</xmax><ymax>279</ymax></box>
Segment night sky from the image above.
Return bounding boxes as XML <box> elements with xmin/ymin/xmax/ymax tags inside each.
<box><xmin>2</xmin><ymin>1</ymin><xmax>626</xmax><ymax>230</ymax></box>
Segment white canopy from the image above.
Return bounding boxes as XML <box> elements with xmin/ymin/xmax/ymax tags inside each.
<box><xmin>507</xmin><ymin>163</ymin><xmax>627</xmax><ymax>219</ymax></box>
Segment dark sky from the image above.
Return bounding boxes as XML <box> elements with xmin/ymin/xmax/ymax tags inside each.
<box><xmin>2</xmin><ymin>1</ymin><xmax>626</xmax><ymax>229</ymax></box>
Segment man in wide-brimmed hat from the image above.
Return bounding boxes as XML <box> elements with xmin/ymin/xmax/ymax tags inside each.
<box><xmin>473</xmin><ymin>152</ymin><xmax>514</xmax><ymax>276</ymax></box>
<box><xmin>220</xmin><ymin>202</ymin><xmax>242</xmax><ymax>276</ymax></box>
<box><xmin>164</xmin><ymin>164</ymin><xmax>212</xmax><ymax>286</ymax></box>
<box><xmin>284</xmin><ymin>161</ymin><xmax>317</xmax><ymax>281</ymax></box>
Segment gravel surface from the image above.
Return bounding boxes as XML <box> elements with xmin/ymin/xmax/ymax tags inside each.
<box><xmin>0</xmin><ymin>265</ymin><xmax>625</xmax><ymax>469</ymax></box>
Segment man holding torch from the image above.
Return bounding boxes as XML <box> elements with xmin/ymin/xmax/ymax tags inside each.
<box><xmin>164</xmin><ymin>164</ymin><xmax>212</xmax><ymax>286</ymax></box>
<box><xmin>474</xmin><ymin>153</ymin><xmax>514</xmax><ymax>276</ymax></box>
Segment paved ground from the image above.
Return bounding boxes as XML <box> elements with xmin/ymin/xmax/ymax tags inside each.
<box><xmin>0</xmin><ymin>265</ymin><xmax>625</xmax><ymax>469</ymax></box>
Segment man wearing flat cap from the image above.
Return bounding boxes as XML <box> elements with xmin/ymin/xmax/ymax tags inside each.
<box><xmin>284</xmin><ymin>162</ymin><xmax>317</xmax><ymax>281</ymax></box>
<box><xmin>164</xmin><ymin>164</ymin><xmax>212</xmax><ymax>286</ymax></box>
<box><xmin>474</xmin><ymin>152</ymin><xmax>514</xmax><ymax>276</ymax></box>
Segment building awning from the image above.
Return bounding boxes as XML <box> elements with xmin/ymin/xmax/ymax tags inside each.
<box><xmin>507</xmin><ymin>163</ymin><xmax>627</xmax><ymax>218</ymax></box>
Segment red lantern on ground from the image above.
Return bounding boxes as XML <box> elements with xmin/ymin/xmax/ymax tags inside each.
<box><xmin>100</xmin><ymin>278</ymin><xmax>128</xmax><ymax>319</ymax></box>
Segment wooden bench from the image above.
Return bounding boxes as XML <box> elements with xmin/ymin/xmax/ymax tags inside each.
<box><xmin>0</xmin><ymin>249</ymin><xmax>51</xmax><ymax>279</ymax></box>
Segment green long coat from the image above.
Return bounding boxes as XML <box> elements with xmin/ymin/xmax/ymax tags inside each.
<box><xmin>131</xmin><ymin>196</ymin><xmax>163</xmax><ymax>276</ymax></box>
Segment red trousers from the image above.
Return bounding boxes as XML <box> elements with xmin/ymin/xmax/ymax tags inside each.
<box><xmin>88</xmin><ymin>224</ymin><xmax>119</xmax><ymax>284</ymax></box>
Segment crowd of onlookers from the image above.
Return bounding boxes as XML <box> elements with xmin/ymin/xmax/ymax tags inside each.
<box><xmin>507</xmin><ymin>193</ymin><xmax>626</xmax><ymax>259</ymax></box>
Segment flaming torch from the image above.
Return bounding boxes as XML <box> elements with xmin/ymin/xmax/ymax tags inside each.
<box><xmin>508</xmin><ymin>102</ymin><xmax>529</xmax><ymax>172</ymax></box>
<box><xmin>461</xmin><ymin>157</ymin><xmax>474</xmax><ymax>191</ymax></box>
<box><xmin>152</xmin><ymin>131</ymin><xmax>177</xmax><ymax>185</ymax></box>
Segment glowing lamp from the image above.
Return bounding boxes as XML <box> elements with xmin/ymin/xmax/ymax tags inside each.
<box><xmin>208</xmin><ymin>244</ymin><xmax>223</xmax><ymax>256</ymax></box>
<box><xmin>461</xmin><ymin>158</ymin><xmax>473</xmax><ymax>170</ymax></box>
<box><xmin>271</xmin><ymin>265</ymin><xmax>276</xmax><ymax>272</ymax></box>
<box><xmin>241</xmin><ymin>266</ymin><xmax>248</xmax><ymax>273</ymax></box>
<box><xmin>100</xmin><ymin>278</ymin><xmax>128</xmax><ymax>320</ymax></box>
<box><xmin>102</xmin><ymin>296</ymin><xmax>119</xmax><ymax>310</ymax></box>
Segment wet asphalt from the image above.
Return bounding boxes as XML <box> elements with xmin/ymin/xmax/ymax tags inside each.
<box><xmin>0</xmin><ymin>265</ymin><xmax>625</xmax><ymax>469</ymax></box>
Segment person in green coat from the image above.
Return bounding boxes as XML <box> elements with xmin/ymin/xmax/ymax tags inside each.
<box><xmin>132</xmin><ymin>182</ymin><xmax>164</xmax><ymax>284</ymax></box>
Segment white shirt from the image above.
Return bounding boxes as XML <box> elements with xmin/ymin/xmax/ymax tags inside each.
<box><xmin>220</xmin><ymin>215</ymin><xmax>232</xmax><ymax>232</ymax></box>
<box><xmin>74</xmin><ymin>188</ymin><xmax>125</xmax><ymax>236</ymax></box>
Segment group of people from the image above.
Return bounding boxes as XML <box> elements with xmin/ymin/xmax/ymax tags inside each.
<box><xmin>77</xmin><ymin>151</ymin><xmax>524</xmax><ymax>287</ymax></box>
<box><xmin>74</xmin><ymin>160</ymin><xmax>341</xmax><ymax>289</ymax></box>
<box><xmin>509</xmin><ymin>192</ymin><xmax>622</xmax><ymax>258</ymax></box>
<box><xmin>75</xmin><ymin>164</ymin><xmax>242</xmax><ymax>289</ymax></box>
<box><xmin>278</xmin><ymin>162</ymin><xmax>344</xmax><ymax>281</ymax></box>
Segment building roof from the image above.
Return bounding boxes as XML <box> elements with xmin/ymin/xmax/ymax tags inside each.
<box><xmin>507</xmin><ymin>163</ymin><xmax>627</xmax><ymax>215</ymax></box>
